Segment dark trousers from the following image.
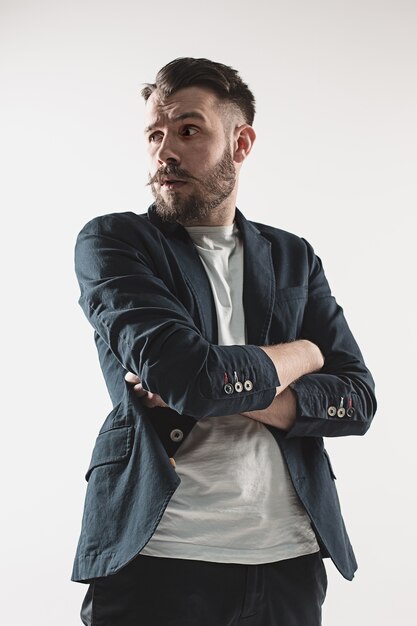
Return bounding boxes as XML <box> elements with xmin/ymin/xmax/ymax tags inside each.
<box><xmin>81</xmin><ymin>551</ymin><xmax>327</xmax><ymax>626</ymax></box>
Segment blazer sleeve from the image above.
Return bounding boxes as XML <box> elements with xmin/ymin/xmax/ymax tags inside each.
<box><xmin>74</xmin><ymin>214</ymin><xmax>278</xmax><ymax>419</ymax></box>
<box><xmin>286</xmin><ymin>239</ymin><xmax>377</xmax><ymax>438</ymax></box>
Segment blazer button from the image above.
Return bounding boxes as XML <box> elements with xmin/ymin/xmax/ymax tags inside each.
<box><xmin>244</xmin><ymin>380</ymin><xmax>253</xmax><ymax>391</ymax></box>
<box><xmin>346</xmin><ymin>407</ymin><xmax>355</xmax><ymax>417</ymax></box>
<box><xmin>337</xmin><ymin>407</ymin><xmax>346</xmax><ymax>418</ymax></box>
<box><xmin>170</xmin><ymin>429</ymin><xmax>184</xmax><ymax>442</ymax></box>
<box><xmin>224</xmin><ymin>383</ymin><xmax>234</xmax><ymax>394</ymax></box>
<box><xmin>327</xmin><ymin>406</ymin><xmax>337</xmax><ymax>417</ymax></box>
<box><xmin>235</xmin><ymin>381</ymin><xmax>243</xmax><ymax>392</ymax></box>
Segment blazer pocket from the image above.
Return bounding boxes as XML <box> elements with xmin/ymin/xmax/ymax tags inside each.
<box><xmin>85</xmin><ymin>425</ymin><xmax>134</xmax><ymax>481</ymax></box>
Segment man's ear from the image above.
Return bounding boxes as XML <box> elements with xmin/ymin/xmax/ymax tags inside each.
<box><xmin>233</xmin><ymin>125</ymin><xmax>256</xmax><ymax>163</ymax></box>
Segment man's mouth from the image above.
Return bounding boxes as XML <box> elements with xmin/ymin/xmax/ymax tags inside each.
<box><xmin>160</xmin><ymin>178</ymin><xmax>187</xmax><ymax>190</ymax></box>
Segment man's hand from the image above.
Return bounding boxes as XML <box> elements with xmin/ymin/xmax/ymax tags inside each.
<box><xmin>124</xmin><ymin>372</ymin><xmax>168</xmax><ymax>408</ymax></box>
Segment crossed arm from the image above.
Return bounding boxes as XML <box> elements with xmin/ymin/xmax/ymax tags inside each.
<box><xmin>76</xmin><ymin>214</ymin><xmax>376</xmax><ymax>437</ymax></box>
<box><xmin>125</xmin><ymin>339</ymin><xmax>324</xmax><ymax>432</ymax></box>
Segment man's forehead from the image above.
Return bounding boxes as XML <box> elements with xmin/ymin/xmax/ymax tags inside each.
<box><xmin>144</xmin><ymin>87</ymin><xmax>223</xmax><ymax>129</ymax></box>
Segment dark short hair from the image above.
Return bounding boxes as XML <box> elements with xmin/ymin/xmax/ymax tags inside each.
<box><xmin>141</xmin><ymin>57</ymin><xmax>256</xmax><ymax>125</ymax></box>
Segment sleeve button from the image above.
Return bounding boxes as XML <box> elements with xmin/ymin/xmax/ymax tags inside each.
<box><xmin>224</xmin><ymin>383</ymin><xmax>234</xmax><ymax>395</ymax></box>
<box><xmin>327</xmin><ymin>406</ymin><xmax>337</xmax><ymax>417</ymax></box>
<box><xmin>244</xmin><ymin>380</ymin><xmax>253</xmax><ymax>391</ymax></box>
<box><xmin>170</xmin><ymin>429</ymin><xmax>184</xmax><ymax>442</ymax></box>
<box><xmin>234</xmin><ymin>382</ymin><xmax>243</xmax><ymax>392</ymax></box>
<box><xmin>337</xmin><ymin>408</ymin><xmax>346</xmax><ymax>418</ymax></box>
<box><xmin>346</xmin><ymin>407</ymin><xmax>355</xmax><ymax>417</ymax></box>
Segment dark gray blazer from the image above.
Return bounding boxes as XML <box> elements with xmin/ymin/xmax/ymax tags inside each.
<box><xmin>72</xmin><ymin>205</ymin><xmax>376</xmax><ymax>583</ymax></box>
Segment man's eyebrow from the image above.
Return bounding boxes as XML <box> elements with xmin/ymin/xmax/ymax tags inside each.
<box><xmin>144</xmin><ymin>111</ymin><xmax>206</xmax><ymax>134</ymax></box>
<box><xmin>173</xmin><ymin>112</ymin><xmax>206</xmax><ymax>123</ymax></box>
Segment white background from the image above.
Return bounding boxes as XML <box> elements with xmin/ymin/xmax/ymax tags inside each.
<box><xmin>1</xmin><ymin>0</ymin><xmax>416</xmax><ymax>624</ymax></box>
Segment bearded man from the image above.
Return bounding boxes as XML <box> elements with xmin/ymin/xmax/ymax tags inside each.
<box><xmin>73</xmin><ymin>57</ymin><xmax>376</xmax><ymax>626</ymax></box>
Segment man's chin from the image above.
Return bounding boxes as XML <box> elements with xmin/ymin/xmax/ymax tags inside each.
<box><xmin>153</xmin><ymin>197</ymin><xmax>186</xmax><ymax>222</ymax></box>
<box><xmin>153</xmin><ymin>197</ymin><xmax>211</xmax><ymax>225</ymax></box>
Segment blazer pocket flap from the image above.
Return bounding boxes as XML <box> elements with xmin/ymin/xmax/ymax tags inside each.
<box><xmin>276</xmin><ymin>285</ymin><xmax>308</xmax><ymax>302</ymax></box>
<box><xmin>85</xmin><ymin>425</ymin><xmax>134</xmax><ymax>481</ymax></box>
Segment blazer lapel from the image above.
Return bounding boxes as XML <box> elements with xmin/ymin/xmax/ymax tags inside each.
<box><xmin>168</xmin><ymin>232</ymin><xmax>219</xmax><ymax>344</ymax></box>
<box><xmin>147</xmin><ymin>205</ymin><xmax>218</xmax><ymax>344</ymax></box>
<box><xmin>236</xmin><ymin>210</ymin><xmax>276</xmax><ymax>346</ymax></box>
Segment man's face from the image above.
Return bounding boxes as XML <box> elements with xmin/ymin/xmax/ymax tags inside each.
<box><xmin>144</xmin><ymin>87</ymin><xmax>238</xmax><ymax>225</ymax></box>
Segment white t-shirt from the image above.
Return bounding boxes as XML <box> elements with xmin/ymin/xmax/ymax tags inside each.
<box><xmin>141</xmin><ymin>224</ymin><xmax>319</xmax><ymax>563</ymax></box>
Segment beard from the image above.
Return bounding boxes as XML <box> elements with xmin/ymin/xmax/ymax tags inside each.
<box><xmin>148</xmin><ymin>145</ymin><xmax>236</xmax><ymax>224</ymax></box>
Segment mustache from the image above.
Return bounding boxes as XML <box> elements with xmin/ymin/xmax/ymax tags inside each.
<box><xmin>147</xmin><ymin>164</ymin><xmax>197</xmax><ymax>186</ymax></box>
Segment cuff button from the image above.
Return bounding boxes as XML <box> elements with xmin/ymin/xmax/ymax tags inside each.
<box><xmin>224</xmin><ymin>383</ymin><xmax>234</xmax><ymax>395</ymax></box>
<box><xmin>235</xmin><ymin>382</ymin><xmax>243</xmax><ymax>392</ymax></box>
<box><xmin>337</xmin><ymin>408</ymin><xmax>346</xmax><ymax>418</ymax></box>
<box><xmin>327</xmin><ymin>406</ymin><xmax>337</xmax><ymax>417</ymax></box>
<box><xmin>244</xmin><ymin>380</ymin><xmax>253</xmax><ymax>391</ymax></box>
<box><xmin>346</xmin><ymin>407</ymin><xmax>355</xmax><ymax>417</ymax></box>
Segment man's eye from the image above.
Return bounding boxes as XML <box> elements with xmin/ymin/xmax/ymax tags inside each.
<box><xmin>181</xmin><ymin>126</ymin><xmax>198</xmax><ymax>137</ymax></box>
<box><xmin>148</xmin><ymin>132</ymin><xmax>163</xmax><ymax>143</ymax></box>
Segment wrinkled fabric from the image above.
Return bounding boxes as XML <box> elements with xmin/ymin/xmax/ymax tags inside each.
<box><xmin>72</xmin><ymin>205</ymin><xmax>376</xmax><ymax>583</ymax></box>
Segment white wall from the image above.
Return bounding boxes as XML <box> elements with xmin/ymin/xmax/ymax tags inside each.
<box><xmin>1</xmin><ymin>0</ymin><xmax>416</xmax><ymax>624</ymax></box>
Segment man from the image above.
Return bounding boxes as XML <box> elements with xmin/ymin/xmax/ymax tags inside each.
<box><xmin>73</xmin><ymin>58</ymin><xmax>376</xmax><ymax>626</ymax></box>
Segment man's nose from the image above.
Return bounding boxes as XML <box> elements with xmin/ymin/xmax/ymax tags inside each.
<box><xmin>157</xmin><ymin>136</ymin><xmax>180</xmax><ymax>166</ymax></box>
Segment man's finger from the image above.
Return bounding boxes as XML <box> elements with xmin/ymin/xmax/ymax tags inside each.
<box><xmin>125</xmin><ymin>371</ymin><xmax>141</xmax><ymax>384</ymax></box>
<box><xmin>133</xmin><ymin>383</ymin><xmax>147</xmax><ymax>397</ymax></box>
<box><xmin>142</xmin><ymin>393</ymin><xmax>168</xmax><ymax>409</ymax></box>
